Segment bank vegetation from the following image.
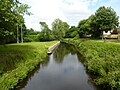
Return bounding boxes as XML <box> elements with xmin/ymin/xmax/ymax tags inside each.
<box><xmin>0</xmin><ymin>41</ymin><xmax>57</xmax><ymax>90</ymax></box>
<box><xmin>64</xmin><ymin>39</ymin><xmax>120</xmax><ymax>89</ymax></box>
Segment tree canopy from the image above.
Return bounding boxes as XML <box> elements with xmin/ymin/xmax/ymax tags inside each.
<box><xmin>52</xmin><ymin>18</ymin><xmax>69</xmax><ymax>41</ymax></box>
<box><xmin>92</xmin><ymin>6</ymin><xmax>119</xmax><ymax>37</ymax></box>
<box><xmin>1</xmin><ymin>4</ymin><xmax>119</xmax><ymax>44</ymax></box>
<box><xmin>78</xmin><ymin>6</ymin><xmax>119</xmax><ymax>38</ymax></box>
<box><xmin>78</xmin><ymin>19</ymin><xmax>92</xmax><ymax>37</ymax></box>
<box><xmin>0</xmin><ymin>0</ymin><xmax>31</xmax><ymax>44</ymax></box>
<box><xmin>65</xmin><ymin>26</ymin><xmax>78</xmax><ymax>38</ymax></box>
<box><xmin>38</xmin><ymin>21</ymin><xmax>54</xmax><ymax>41</ymax></box>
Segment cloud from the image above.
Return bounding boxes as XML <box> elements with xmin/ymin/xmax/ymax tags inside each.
<box><xmin>60</xmin><ymin>0</ymin><xmax>92</xmax><ymax>26</ymax></box>
<box><xmin>22</xmin><ymin>0</ymin><xmax>100</xmax><ymax>31</ymax></box>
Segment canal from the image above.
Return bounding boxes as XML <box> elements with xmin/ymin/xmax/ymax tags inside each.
<box><xmin>15</xmin><ymin>43</ymin><xmax>99</xmax><ymax>90</ymax></box>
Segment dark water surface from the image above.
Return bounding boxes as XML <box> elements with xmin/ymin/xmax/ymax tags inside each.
<box><xmin>15</xmin><ymin>43</ymin><xmax>98</xmax><ymax>90</ymax></box>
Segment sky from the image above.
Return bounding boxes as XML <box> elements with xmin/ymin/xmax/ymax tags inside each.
<box><xmin>21</xmin><ymin>0</ymin><xmax>120</xmax><ymax>31</ymax></box>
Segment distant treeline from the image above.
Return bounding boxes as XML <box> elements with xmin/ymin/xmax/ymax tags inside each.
<box><xmin>0</xmin><ymin>3</ymin><xmax>119</xmax><ymax>44</ymax></box>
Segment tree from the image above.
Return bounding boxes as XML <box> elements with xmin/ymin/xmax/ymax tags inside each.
<box><xmin>14</xmin><ymin>4</ymin><xmax>32</xmax><ymax>16</ymax></box>
<box><xmin>0</xmin><ymin>0</ymin><xmax>31</xmax><ymax>44</ymax></box>
<box><xmin>62</xmin><ymin>22</ymin><xmax>70</xmax><ymax>37</ymax></box>
<box><xmin>38</xmin><ymin>22</ymin><xmax>54</xmax><ymax>41</ymax></box>
<box><xmin>78</xmin><ymin>19</ymin><xmax>91</xmax><ymax>37</ymax></box>
<box><xmin>52</xmin><ymin>19</ymin><xmax>69</xmax><ymax>41</ymax></box>
<box><xmin>0</xmin><ymin>0</ymin><xmax>17</xmax><ymax>44</ymax></box>
<box><xmin>65</xmin><ymin>26</ymin><xmax>78</xmax><ymax>38</ymax></box>
<box><xmin>91</xmin><ymin>6</ymin><xmax>119</xmax><ymax>38</ymax></box>
<box><xmin>25</xmin><ymin>28</ymin><xmax>37</xmax><ymax>35</ymax></box>
<box><xmin>77</xmin><ymin>6</ymin><xmax>119</xmax><ymax>38</ymax></box>
<box><xmin>14</xmin><ymin>3</ymin><xmax>31</xmax><ymax>43</ymax></box>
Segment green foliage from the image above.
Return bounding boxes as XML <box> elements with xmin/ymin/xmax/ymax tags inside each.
<box><xmin>38</xmin><ymin>31</ymin><xmax>55</xmax><ymax>41</ymax></box>
<box><xmin>77</xmin><ymin>6</ymin><xmax>119</xmax><ymax>38</ymax></box>
<box><xmin>23</xmin><ymin>28</ymin><xmax>39</xmax><ymax>42</ymax></box>
<box><xmin>64</xmin><ymin>39</ymin><xmax>120</xmax><ymax>89</ymax></box>
<box><xmin>95</xmin><ymin>6</ymin><xmax>119</xmax><ymax>30</ymax></box>
<box><xmin>14</xmin><ymin>4</ymin><xmax>32</xmax><ymax>16</ymax></box>
<box><xmin>25</xmin><ymin>28</ymin><xmax>38</xmax><ymax>35</ymax></box>
<box><xmin>25</xmin><ymin>35</ymin><xmax>39</xmax><ymax>42</ymax></box>
<box><xmin>0</xmin><ymin>0</ymin><xmax>31</xmax><ymax>44</ymax></box>
<box><xmin>65</xmin><ymin>26</ymin><xmax>78</xmax><ymax>38</ymax></box>
<box><xmin>0</xmin><ymin>41</ymin><xmax>57</xmax><ymax>90</ymax></box>
<box><xmin>38</xmin><ymin>21</ymin><xmax>55</xmax><ymax>41</ymax></box>
<box><xmin>78</xmin><ymin>19</ymin><xmax>91</xmax><ymax>37</ymax></box>
<box><xmin>52</xmin><ymin>18</ymin><xmax>69</xmax><ymax>41</ymax></box>
<box><xmin>91</xmin><ymin>6</ymin><xmax>119</xmax><ymax>38</ymax></box>
<box><xmin>23</xmin><ymin>37</ymin><xmax>32</xmax><ymax>42</ymax></box>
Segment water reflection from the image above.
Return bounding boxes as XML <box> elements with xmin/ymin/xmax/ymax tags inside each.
<box><xmin>15</xmin><ymin>43</ymin><xmax>98</xmax><ymax>90</ymax></box>
<box><xmin>14</xmin><ymin>56</ymin><xmax>50</xmax><ymax>90</ymax></box>
<box><xmin>53</xmin><ymin>43</ymin><xmax>78</xmax><ymax>63</ymax></box>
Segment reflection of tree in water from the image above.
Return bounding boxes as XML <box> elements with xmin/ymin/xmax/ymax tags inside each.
<box><xmin>76</xmin><ymin>52</ymin><xmax>85</xmax><ymax>63</ymax></box>
<box><xmin>53</xmin><ymin>43</ymin><xmax>79</xmax><ymax>63</ymax></box>
<box><xmin>40</xmin><ymin>55</ymin><xmax>50</xmax><ymax>68</ymax></box>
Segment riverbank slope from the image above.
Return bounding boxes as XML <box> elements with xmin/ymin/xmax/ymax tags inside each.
<box><xmin>0</xmin><ymin>41</ymin><xmax>57</xmax><ymax>90</ymax></box>
<box><xmin>64</xmin><ymin>39</ymin><xmax>120</xmax><ymax>89</ymax></box>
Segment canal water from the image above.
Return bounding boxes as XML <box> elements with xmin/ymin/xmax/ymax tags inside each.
<box><xmin>15</xmin><ymin>43</ymin><xmax>99</xmax><ymax>90</ymax></box>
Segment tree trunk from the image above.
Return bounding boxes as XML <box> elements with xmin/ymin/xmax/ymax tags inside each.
<box><xmin>21</xmin><ymin>24</ymin><xmax>23</xmax><ymax>43</ymax></box>
<box><xmin>17</xmin><ymin>24</ymin><xmax>19</xmax><ymax>43</ymax></box>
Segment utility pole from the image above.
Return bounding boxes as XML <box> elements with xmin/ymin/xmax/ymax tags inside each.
<box><xmin>21</xmin><ymin>24</ymin><xmax>23</xmax><ymax>43</ymax></box>
<box><xmin>17</xmin><ymin>24</ymin><xmax>19</xmax><ymax>43</ymax></box>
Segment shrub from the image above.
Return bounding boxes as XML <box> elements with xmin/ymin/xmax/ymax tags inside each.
<box><xmin>25</xmin><ymin>35</ymin><xmax>39</xmax><ymax>42</ymax></box>
<box><xmin>23</xmin><ymin>37</ymin><xmax>32</xmax><ymax>42</ymax></box>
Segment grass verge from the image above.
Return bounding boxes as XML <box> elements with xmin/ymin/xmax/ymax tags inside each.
<box><xmin>0</xmin><ymin>41</ymin><xmax>57</xmax><ymax>90</ymax></box>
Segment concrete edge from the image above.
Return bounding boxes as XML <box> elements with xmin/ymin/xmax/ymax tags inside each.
<box><xmin>48</xmin><ymin>41</ymin><xmax>60</xmax><ymax>54</ymax></box>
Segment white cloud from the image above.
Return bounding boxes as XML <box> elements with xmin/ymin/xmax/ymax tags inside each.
<box><xmin>60</xmin><ymin>0</ymin><xmax>91</xmax><ymax>26</ymax></box>
<box><xmin>22</xmin><ymin>0</ymin><xmax>99</xmax><ymax>31</ymax></box>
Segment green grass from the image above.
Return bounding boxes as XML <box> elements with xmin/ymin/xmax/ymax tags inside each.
<box><xmin>64</xmin><ymin>39</ymin><xmax>120</xmax><ymax>89</ymax></box>
<box><xmin>0</xmin><ymin>41</ymin><xmax>57</xmax><ymax>90</ymax></box>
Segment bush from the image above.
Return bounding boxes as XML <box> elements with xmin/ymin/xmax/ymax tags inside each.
<box><xmin>23</xmin><ymin>37</ymin><xmax>32</xmax><ymax>42</ymax></box>
<box><xmin>38</xmin><ymin>33</ymin><xmax>55</xmax><ymax>42</ymax></box>
<box><xmin>25</xmin><ymin>35</ymin><xmax>39</xmax><ymax>42</ymax></box>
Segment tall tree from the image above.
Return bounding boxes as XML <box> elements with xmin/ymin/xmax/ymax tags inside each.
<box><xmin>52</xmin><ymin>19</ymin><xmax>69</xmax><ymax>41</ymax></box>
<box><xmin>78</xmin><ymin>19</ymin><xmax>87</xmax><ymax>37</ymax></box>
<box><xmin>77</xmin><ymin>6</ymin><xmax>119</xmax><ymax>38</ymax></box>
<box><xmin>14</xmin><ymin>4</ymin><xmax>31</xmax><ymax>43</ymax></box>
<box><xmin>39</xmin><ymin>22</ymin><xmax>53</xmax><ymax>41</ymax></box>
<box><xmin>92</xmin><ymin>6</ymin><xmax>119</xmax><ymax>38</ymax></box>
<box><xmin>0</xmin><ymin>0</ymin><xmax>31</xmax><ymax>44</ymax></box>
<box><xmin>0</xmin><ymin>0</ymin><xmax>17</xmax><ymax>44</ymax></box>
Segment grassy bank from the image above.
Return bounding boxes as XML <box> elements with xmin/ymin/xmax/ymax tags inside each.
<box><xmin>64</xmin><ymin>39</ymin><xmax>120</xmax><ymax>89</ymax></box>
<box><xmin>0</xmin><ymin>41</ymin><xmax>57</xmax><ymax>90</ymax></box>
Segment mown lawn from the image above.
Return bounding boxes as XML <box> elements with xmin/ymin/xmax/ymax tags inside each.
<box><xmin>0</xmin><ymin>41</ymin><xmax>57</xmax><ymax>90</ymax></box>
<box><xmin>64</xmin><ymin>38</ymin><xmax>120</xmax><ymax>89</ymax></box>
